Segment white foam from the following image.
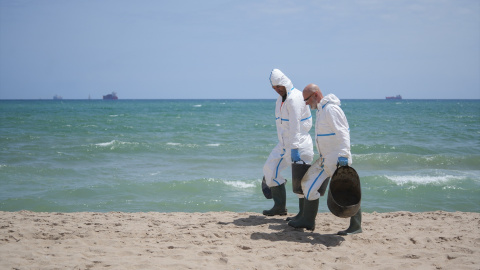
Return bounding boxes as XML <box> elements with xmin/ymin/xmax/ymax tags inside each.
<box><xmin>95</xmin><ymin>140</ymin><xmax>116</xmax><ymax>147</ymax></box>
<box><xmin>166</xmin><ymin>142</ymin><xmax>181</xmax><ymax>146</ymax></box>
<box><xmin>442</xmin><ymin>185</ymin><xmax>463</xmax><ymax>190</ymax></box>
<box><xmin>193</xmin><ymin>105</ymin><xmax>202</xmax><ymax>107</ymax></box>
<box><xmin>206</xmin><ymin>144</ymin><xmax>220</xmax><ymax>147</ymax></box>
<box><xmin>224</xmin><ymin>180</ymin><xmax>256</xmax><ymax>189</ymax></box>
<box><xmin>95</xmin><ymin>140</ymin><xmax>138</xmax><ymax>147</ymax></box>
<box><xmin>387</xmin><ymin>174</ymin><xmax>463</xmax><ymax>185</ymax></box>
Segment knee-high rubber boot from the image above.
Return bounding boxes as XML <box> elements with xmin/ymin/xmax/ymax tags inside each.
<box><xmin>287</xmin><ymin>199</ymin><xmax>319</xmax><ymax>231</ymax></box>
<box><xmin>262</xmin><ymin>183</ymin><xmax>287</xmax><ymax>216</ymax></box>
<box><xmin>286</xmin><ymin>198</ymin><xmax>304</xmax><ymax>221</ymax></box>
<box><xmin>337</xmin><ymin>208</ymin><xmax>362</xmax><ymax>235</ymax></box>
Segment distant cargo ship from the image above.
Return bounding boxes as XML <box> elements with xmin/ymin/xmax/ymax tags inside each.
<box><xmin>53</xmin><ymin>95</ymin><xmax>63</xmax><ymax>100</ymax></box>
<box><xmin>386</xmin><ymin>95</ymin><xmax>402</xmax><ymax>100</ymax></box>
<box><xmin>103</xmin><ymin>92</ymin><xmax>118</xmax><ymax>100</ymax></box>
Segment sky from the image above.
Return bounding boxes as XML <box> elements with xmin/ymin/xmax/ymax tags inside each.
<box><xmin>0</xmin><ymin>0</ymin><xmax>479</xmax><ymax>100</ymax></box>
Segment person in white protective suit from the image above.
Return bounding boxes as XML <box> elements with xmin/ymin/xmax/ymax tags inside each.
<box><xmin>288</xmin><ymin>83</ymin><xmax>362</xmax><ymax>234</ymax></box>
<box><xmin>262</xmin><ymin>69</ymin><xmax>314</xmax><ymax>217</ymax></box>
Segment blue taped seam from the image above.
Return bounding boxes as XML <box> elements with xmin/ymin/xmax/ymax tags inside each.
<box><xmin>274</xmin><ymin>157</ymin><xmax>283</xmax><ymax>179</ymax></box>
<box><xmin>301</xmin><ymin>115</ymin><xmax>312</xmax><ymax>121</ymax></box>
<box><xmin>306</xmin><ymin>169</ymin><xmax>324</xmax><ymax>199</ymax></box>
<box><xmin>277</xmin><ymin>116</ymin><xmax>311</xmax><ymax>122</ymax></box>
<box><xmin>317</xmin><ymin>133</ymin><xmax>336</xmax><ymax>136</ymax></box>
<box><xmin>287</xmin><ymin>87</ymin><xmax>294</xmax><ymax>96</ymax></box>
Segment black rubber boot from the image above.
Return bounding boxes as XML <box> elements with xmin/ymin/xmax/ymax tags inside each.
<box><xmin>337</xmin><ymin>208</ymin><xmax>362</xmax><ymax>235</ymax></box>
<box><xmin>262</xmin><ymin>183</ymin><xmax>287</xmax><ymax>216</ymax></box>
<box><xmin>287</xmin><ymin>199</ymin><xmax>319</xmax><ymax>231</ymax></box>
<box><xmin>286</xmin><ymin>198</ymin><xmax>304</xmax><ymax>221</ymax></box>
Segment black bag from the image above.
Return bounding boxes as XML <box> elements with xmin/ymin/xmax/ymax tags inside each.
<box><xmin>261</xmin><ymin>176</ymin><xmax>272</xmax><ymax>199</ymax></box>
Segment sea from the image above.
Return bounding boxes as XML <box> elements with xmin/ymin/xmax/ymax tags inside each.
<box><xmin>1</xmin><ymin>99</ymin><xmax>479</xmax><ymax>214</ymax></box>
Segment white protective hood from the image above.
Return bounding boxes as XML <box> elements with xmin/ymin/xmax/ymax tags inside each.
<box><xmin>319</xmin><ymin>93</ymin><xmax>341</xmax><ymax>108</ymax></box>
<box><xmin>269</xmin><ymin>69</ymin><xmax>294</xmax><ymax>95</ymax></box>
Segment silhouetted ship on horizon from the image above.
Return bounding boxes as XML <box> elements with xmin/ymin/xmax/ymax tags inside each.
<box><xmin>103</xmin><ymin>92</ymin><xmax>118</xmax><ymax>100</ymax></box>
<box><xmin>386</xmin><ymin>95</ymin><xmax>402</xmax><ymax>100</ymax></box>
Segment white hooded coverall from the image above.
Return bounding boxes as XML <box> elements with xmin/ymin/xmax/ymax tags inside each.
<box><xmin>263</xmin><ymin>69</ymin><xmax>314</xmax><ymax>192</ymax></box>
<box><xmin>301</xmin><ymin>93</ymin><xmax>352</xmax><ymax>201</ymax></box>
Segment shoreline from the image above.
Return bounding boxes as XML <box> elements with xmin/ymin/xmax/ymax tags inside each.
<box><xmin>1</xmin><ymin>210</ymin><xmax>479</xmax><ymax>269</ymax></box>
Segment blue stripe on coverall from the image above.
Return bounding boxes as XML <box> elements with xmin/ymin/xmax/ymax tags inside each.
<box><xmin>317</xmin><ymin>133</ymin><xmax>336</xmax><ymax>136</ymax></box>
<box><xmin>273</xmin><ymin>149</ymin><xmax>286</xmax><ymax>185</ymax></box>
<box><xmin>276</xmin><ymin>115</ymin><xmax>312</xmax><ymax>122</ymax></box>
<box><xmin>273</xmin><ymin>158</ymin><xmax>283</xmax><ymax>186</ymax></box>
<box><xmin>301</xmin><ymin>115</ymin><xmax>312</xmax><ymax>121</ymax></box>
<box><xmin>306</xmin><ymin>169</ymin><xmax>325</xmax><ymax>199</ymax></box>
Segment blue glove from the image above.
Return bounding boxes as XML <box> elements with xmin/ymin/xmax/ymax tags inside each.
<box><xmin>291</xmin><ymin>148</ymin><xmax>301</xmax><ymax>162</ymax></box>
<box><xmin>338</xmin><ymin>157</ymin><xmax>348</xmax><ymax>167</ymax></box>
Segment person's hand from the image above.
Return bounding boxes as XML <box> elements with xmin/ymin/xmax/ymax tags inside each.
<box><xmin>337</xmin><ymin>157</ymin><xmax>348</xmax><ymax>167</ymax></box>
<box><xmin>291</xmin><ymin>149</ymin><xmax>301</xmax><ymax>162</ymax></box>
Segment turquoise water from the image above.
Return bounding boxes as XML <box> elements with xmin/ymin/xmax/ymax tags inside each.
<box><xmin>1</xmin><ymin>99</ymin><xmax>479</xmax><ymax>213</ymax></box>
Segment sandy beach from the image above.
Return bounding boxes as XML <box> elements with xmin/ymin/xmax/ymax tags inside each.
<box><xmin>0</xmin><ymin>210</ymin><xmax>479</xmax><ymax>269</ymax></box>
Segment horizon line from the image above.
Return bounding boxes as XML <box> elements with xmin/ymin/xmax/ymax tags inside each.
<box><xmin>1</xmin><ymin>98</ymin><xmax>480</xmax><ymax>101</ymax></box>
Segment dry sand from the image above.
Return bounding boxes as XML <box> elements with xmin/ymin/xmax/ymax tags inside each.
<box><xmin>1</xmin><ymin>210</ymin><xmax>479</xmax><ymax>269</ymax></box>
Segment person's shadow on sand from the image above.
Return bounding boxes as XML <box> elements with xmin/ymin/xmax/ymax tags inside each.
<box><xmin>250</xmin><ymin>231</ymin><xmax>344</xmax><ymax>247</ymax></box>
<box><xmin>224</xmin><ymin>215</ymin><xmax>344</xmax><ymax>247</ymax></box>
